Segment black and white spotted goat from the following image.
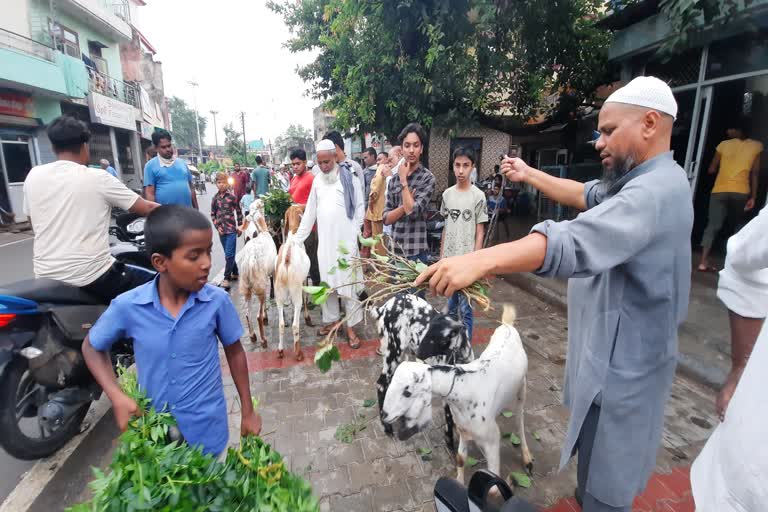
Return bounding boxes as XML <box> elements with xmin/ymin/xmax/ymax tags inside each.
<box><xmin>381</xmin><ymin>304</ymin><xmax>534</xmax><ymax>481</ymax></box>
<box><xmin>370</xmin><ymin>293</ymin><xmax>474</xmax><ymax>450</ymax></box>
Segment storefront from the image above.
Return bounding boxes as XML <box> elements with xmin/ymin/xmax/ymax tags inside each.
<box><xmin>0</xmin><ymin>90</ymin><xmax>43</xmax><ymax>221</ymax></box>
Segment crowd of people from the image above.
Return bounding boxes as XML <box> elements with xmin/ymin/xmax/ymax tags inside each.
<box><xmin>18</xmin><ymin>73</ymin><xmax>767</xmax><ymax>512</ymax></box>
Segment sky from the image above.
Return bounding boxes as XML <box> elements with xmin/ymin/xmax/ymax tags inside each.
<box><xmin>137</xmin><ymin>0</ymin><xmax>318</xmax><ymax>147</ymax></box>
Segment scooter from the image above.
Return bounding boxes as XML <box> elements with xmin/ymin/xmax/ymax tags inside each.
<box><xmin>0</xmin><ymin>222</ymin><xmax>153</xmax><ymax>460</ymax></box>
<box><xmin>434</xmin><ymin>470</ymin><xmax>537</xmax><ymax>512</ymax></box>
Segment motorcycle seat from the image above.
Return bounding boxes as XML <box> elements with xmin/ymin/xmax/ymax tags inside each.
<box><xmin>0</xmin><ymin>279</ymin><xmax>103</xmax><ymax>306</ymax></box>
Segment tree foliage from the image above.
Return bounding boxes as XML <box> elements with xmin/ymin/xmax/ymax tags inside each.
<box><xmin>268</xmin><ymin>0</ymin><xmax>612</xmax><ymax>139</ymax></box>
<box><xmin>274</xmin><ymin>124</ymin><xmax>314</xmax><ymax>163</ymax></box>
<box><xmin>223</xmin><ymin>122</ymin><xmax>260</xmax><ymax>166</ymax></box>
<box><xmin>658</xmin><ymin>0</ymin><xmax>753</xmax><ymax>54</ymax></box>
<box><xmin>168</xmin><ymin>96</ymin><xmax>207</xmax><ymax>150</ymax></box>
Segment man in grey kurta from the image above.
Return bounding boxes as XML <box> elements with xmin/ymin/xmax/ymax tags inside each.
<box><xmin>415</xmin><ymin>76</ymin><xmax>693</xmax><ymax>511</ymax></box>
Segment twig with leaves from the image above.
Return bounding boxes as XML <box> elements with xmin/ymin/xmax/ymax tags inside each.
<box><xmin>304</xmin><ymin>234</ymin><xmax>492</xmax><ymax>372</ymax></box>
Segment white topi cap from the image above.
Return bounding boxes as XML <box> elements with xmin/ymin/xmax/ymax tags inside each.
<box><xmin>316</xmin><ymin>139</ymin><xmax>335</xmax><ymax>152</ymax></box>
<box><xmin>604</xmin><ymin>76</ymin><xmax>678</xmax><ymax>120</ymax></box>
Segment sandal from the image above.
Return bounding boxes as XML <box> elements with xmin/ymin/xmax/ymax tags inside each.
<box><xmin>697</xmin><ymin>265</ymin><xmax>719</xmax><ymax>273</ymax></box>
<box><xmin>317</xmin><ymin>322</ymin><xmax>341</xmax><ymax>336</ymax></box>
<box><xmin>347</xmin><ymin>332</ymin><xmax>361</xmax><ymax>350</ymax></box>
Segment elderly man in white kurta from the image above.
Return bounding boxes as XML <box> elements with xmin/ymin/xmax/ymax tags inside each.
<box><xmin>292</xmin><ymin>139</ymin><xmax>365</xmax><ymax>348</ymax></box>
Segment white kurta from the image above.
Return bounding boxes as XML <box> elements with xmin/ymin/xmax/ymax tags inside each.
<box><xmin>691</xmin><ymin>205</ymin><xmax>768</xmax><ymax>511</ymax></box>
<box><xmin>293</xmin><ymin>169</ymin><xmax>364</xmax><ymax>300</ymax></box>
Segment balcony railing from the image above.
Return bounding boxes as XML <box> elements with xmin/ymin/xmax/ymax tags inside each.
<box><xmin>87</xmin><ymin>67</ymin><xmax>140</xmax><ymax>108</ymax></box>
<box><xmin>0</xmin><ymin>27</ymin><xmax>56</xmax><ymax>63</ymax></box>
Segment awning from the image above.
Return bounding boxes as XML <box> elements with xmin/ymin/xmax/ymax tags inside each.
<box><xmin>0</xmin><ymin>114</ymin><xmax>40</xmax><ymax>128</ymax></box>
<box><xmin>87</xmin><ymin>40</ymin><xmax>109</xmax><ymax>49</ymax></box>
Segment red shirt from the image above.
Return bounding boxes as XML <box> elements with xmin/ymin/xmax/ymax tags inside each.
<box><xmin>288</xmin><ymin>171</ymin><xmax>313</xmax><ymax>205</ymax></box>
<box><xmin>232</xmin><ymin>170</ymin><xmax>249</xmax><ymax>201</ymax></box>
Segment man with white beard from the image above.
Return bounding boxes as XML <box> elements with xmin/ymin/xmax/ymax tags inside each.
<box><xmin>292</xmin><ymin>139</ymin><xmax>365</xmax><ymax>348</ymax></box>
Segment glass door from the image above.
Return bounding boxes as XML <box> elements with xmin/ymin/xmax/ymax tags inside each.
<box><xmin>0</xmin><ymin>135</ymin><xmax>35</xmax><ymax>219</ymax></box>
<box><xmin>686</xmin><ymin>86</ymin><xmax>714</xmax><ymax>194</ymax></box>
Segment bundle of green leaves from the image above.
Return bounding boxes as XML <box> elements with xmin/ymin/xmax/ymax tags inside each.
<box><xmin>67</xmin><ymin>368</ymin><xmax>318</xmax><ymax>512</ymax></box>
<box><xmin>262</xmin><ymin>187</ymin><xmax>293</xmax><ymax>224</ymax></box>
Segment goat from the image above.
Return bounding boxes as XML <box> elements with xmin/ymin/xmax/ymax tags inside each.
<box><xmin>370</xmin><ymin>293</ymin><xmax>474</xmax><ymax>451</ymax></box>
<box><xmin>381</xmin><ymin>305</ymin><xmax>533</xmax><ymax>483</ymax></box>
<box><xmin>236</xmin><ymin>200</ymin><xmax>277</xmax><ymax>347</ymax></box>
<box><xmin>281</xmin><ymin>204</ymin><xmax>313</xmax><ymax>328</ymax></box>
<box><xmin>274</xmin><ymin>230</ymin><xmax>310</xmax><ymax>360</ymax></box>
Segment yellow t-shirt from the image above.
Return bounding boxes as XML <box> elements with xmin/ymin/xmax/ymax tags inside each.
<box><xmin>712</xmin><ymin>138</ymin><xmax>764</xmax><ymax>195</ymax></box>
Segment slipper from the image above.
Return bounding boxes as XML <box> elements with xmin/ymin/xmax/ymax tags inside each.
<box><xmin>697</xmin><ymin>265</ymin><xmax>719</xmax><ymax>273</ymax></box>
<box><xmin>317</xmin><ymin>322</ymin><xmax>340</xmax><ymax>336</ymax></box>
<box><xmin>347</xmin><ymin>333</ymin><xmax>361</xmax><ymax>350</ymax></box>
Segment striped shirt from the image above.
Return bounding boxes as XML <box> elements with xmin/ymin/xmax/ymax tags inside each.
<box><xmin>383</xmin><ymin>164</ymin><xmax>435</xmax><ymax>257</ymax></box>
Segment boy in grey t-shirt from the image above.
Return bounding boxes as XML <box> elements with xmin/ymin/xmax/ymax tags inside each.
<box><xmin>440</xmin><ymin>147</ymin><xmax>488</xmax><ymax>341</ymax></box>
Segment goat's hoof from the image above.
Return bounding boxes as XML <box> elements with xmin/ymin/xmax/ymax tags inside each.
<box><xmin>277</xmin><ymin>349</ymin><xmax>284</xmax><ymax>359</ymax></box>
<box><xmin>261</xmin><ymin>340</ymin><xmax>268</xmax><ymax>349</ymax></box>
<box><xmin>295</xmin><ymin>350</ymin><xmax>304</xmax><ymax>361</ymax></box>
<box><xmin>263</xmin><ymin>317</ymin><xmax>269</xmax><ymax>326</ymax></box>
<box><xmin>525</xmin><ymin>461</ymin><xmax>534</xmax><ymax>476</ymax></box>
<box><xmin>304</xmin><ymin>317</ymin><xmax>314</xmax><ymax>327</ymax></box>
<box><xmin>248</xmin><ymin>334</ymin><xmax>258</xmax><ymax>344</ymax></box>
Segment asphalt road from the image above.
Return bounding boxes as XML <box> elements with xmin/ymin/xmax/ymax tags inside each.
<box><xmin>0</xmin><ymin>182</ymin><xmax>231</xmax><ymax>503</ymax></box>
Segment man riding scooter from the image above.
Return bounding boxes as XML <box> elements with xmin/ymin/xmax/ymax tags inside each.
<box><xmin>23</xmin><ymin>115</ymin><xmax>159</xmax><ymax>302</ymax></box>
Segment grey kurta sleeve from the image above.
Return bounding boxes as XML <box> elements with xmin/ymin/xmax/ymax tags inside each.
<box><xmin>583</xmin><ymin>179</ymin><xmax>607</xmax><ymax>209</ymax></box>
<box><xmin>532</xmin><ymin>183</ymin><xmax>658</xmax><ymax>279</ymax></box>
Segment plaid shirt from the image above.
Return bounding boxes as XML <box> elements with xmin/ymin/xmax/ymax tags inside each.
<box><xmin>211</xmin><ymin>191</ymin><xmax>242</xmax><ymax>235</ymax></box>
<box><xmin>383</xmin><ymin>164</ymin><xmax>435</xmax><ymax>256</ymax></box>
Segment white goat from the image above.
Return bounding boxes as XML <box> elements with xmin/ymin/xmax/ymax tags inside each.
<box><xmin>382</xmin><ymin>305</ymin><xmax>533</xmax><ymax>482</ymax></box>
<box><xmin>274</xmin><ymin>230</ymin><xmax>310</xmax><ymax>360</ymax></box>
<box><xmin>236</xmin><ymin>200</ymin><xmax>277</xmax><ymax>346</ymax></box>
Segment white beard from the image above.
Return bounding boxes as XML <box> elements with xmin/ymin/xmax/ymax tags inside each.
<box><xmin>321</xmin><ymin>166</ymin><xmax>339</xmax><ymax>185</ymax></box>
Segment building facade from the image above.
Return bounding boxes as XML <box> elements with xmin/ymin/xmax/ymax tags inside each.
<box><xmin>0</xmin><ymin>0</ymin><xmax>167</xmax><ymax>219</ymax></box>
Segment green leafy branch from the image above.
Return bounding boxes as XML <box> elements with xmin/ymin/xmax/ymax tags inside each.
<box><xmin>304</xmin><ymin>235</ymin><xmax>492</xmax><ymax>372</ymax></box>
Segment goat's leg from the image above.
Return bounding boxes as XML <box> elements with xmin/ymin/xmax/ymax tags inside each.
<box><xmin>517</xmin><ymin>376</ymin><xmax>534</xmax><ymax>475</ymax></box>
<box><xmin>243</xmin><ymin>291</ymin><xmax>258</xmax><ymax>344</ymax></box>
<box><xmin>276</xmin><ymin>296</ymin><xmax>285</xmax><ymax>359</ymax></box>
<box><xmin>444</xmin><ymin>405</ymin><xmax>457</xmax><ymax>454</ymax></box>
<box><xmin>292</xmin><ymin>288</ymin><xmax>304</xmax><ymax>361</ymax></box>
<box><xmin>257</xmin><ymin>290</ymin><xmax>268</xmax><ymax>348</ymax></box>
<box><xmin>302</xmin><ymin>280</ymin><xmax>314</xmax><ymax>327</ymax></box>
<box><xmin>455</xmin><ymin>432</ymin><xmax>468</xmax><ymax>482</ymax></box>
<box><xmin>476</xmin><ymin>424</ymin><xmax>502</xmax><ymax>497</ymax></box>
<box><xmin>376</xmin><ymin>373</ymin><xmax>394</xmax><ymax>437</ymax></box>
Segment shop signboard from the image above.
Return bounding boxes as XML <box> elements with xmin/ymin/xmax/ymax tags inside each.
<box><xmin>88</xmin><ymin>92</ymin><xmax>136</xmax><ymax>131</ymax></box>
<box><xmin>0</xmin><ymin>91</ymin><xmax>34</xmax><ymax>118</ymax></box>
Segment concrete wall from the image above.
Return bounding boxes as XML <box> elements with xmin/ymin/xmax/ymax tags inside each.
<box><xmin>33</xmin><ymin>96</ymin><xmax>62</xmax><ymax>123</ymax></box>
<box><xmin>1</xmin><ymin>0</ymin><xmax>31</xmax><ymax>37</ymax></box>
<box><xmin>428</xmin><ymin>126</ymin><xmax>511</xmax><ymax>194</ymax></box>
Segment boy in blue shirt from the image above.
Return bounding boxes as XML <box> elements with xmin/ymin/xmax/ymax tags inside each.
<box><xmin>82</xmin><ymin>205</ymin><xmax>260</xmax><ymax>456</ymax></box>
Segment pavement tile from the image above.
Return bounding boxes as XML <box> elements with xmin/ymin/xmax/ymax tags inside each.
<box><xmin>324</xmin><ymin>406</ymin><xmax>357</xmax><ymax>428</ymax></box>
<box><xmin>373</xmin><ymin>483</ymin><xmax>416</xmax><ymax>512</ymax></box>
<box><xmin>329</xmin><ymin>488</ymin><xmax>374</xmax><ymax>512</ymax></box>
<box><xmin>310</xmin><ymin>467</ymin><xmax>352</xmax><ymax>497</ymax></box>
<box><xmin>328</xmin><ymin>440</ymin><xmax>366</xmax><ymax>468</ymax></box>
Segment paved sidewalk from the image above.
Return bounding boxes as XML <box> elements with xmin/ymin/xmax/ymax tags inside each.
<box><xmin>219</xmin><ymin>278</ymin><xmax>716</xmax><ymax>511</ymax></box>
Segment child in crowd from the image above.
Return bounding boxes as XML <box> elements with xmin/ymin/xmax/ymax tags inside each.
<box><xmin>82</xmin><ymin>205</ymin><xmax>261</xmax><ymax>457</ymax></box>
<box><xmin>240</xmin><ymin>183</ymin><xmax>256</xmax><ymax>217</ymax></box>
<box><xmin>211</xmin><ymin>172</ymin><xmax>243</xmax><ymax>289</ymax></box>
<box><xmin>440</xmin><ymin>147</ymin><xmax>488</xmax><ymax>341</ymax></box>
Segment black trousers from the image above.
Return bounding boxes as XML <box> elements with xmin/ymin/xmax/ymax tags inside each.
<box><xmin>82</xmin><ymin>261</ymin><xmax>155</xmax><ymax>303</ymax></box>
<box><xmin>305</xmin><ymin>229</ymin><xmax>321</xmax><ymax>286</ymax></box>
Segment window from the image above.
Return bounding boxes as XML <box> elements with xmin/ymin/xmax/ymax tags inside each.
<box><xmin>1</xmin><ymin>137</ymin><xmax>34</xmax><ymax>184</ymax></box>
<box><xmin>48</xmin><ymin>20</ymin><xmax>80</xmax><ymax>58</ymax></box>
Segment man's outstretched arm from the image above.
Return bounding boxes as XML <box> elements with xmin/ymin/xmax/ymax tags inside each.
<box><xmin>502</xmin><ymin>157</ymin><xmax>587</xmax><ymax>211</ymax></box>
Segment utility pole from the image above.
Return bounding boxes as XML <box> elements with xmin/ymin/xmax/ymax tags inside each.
<box><xmin>240</xmin><ymin>111</ymin><xmax>247</xmax><ymax>165</ymax></box>
<box><xmin>187</xmin><ymin>80</ymin><xmax>204</xmax><ymax>164</ymax></box>
<box><xmin>209</xmin><ymin>110</ymin><xmax>219</xmax><ymax>158</ymax></box>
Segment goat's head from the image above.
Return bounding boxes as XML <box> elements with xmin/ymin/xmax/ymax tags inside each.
<box><xmin>382</xmin><ymin>361</ymin><xmax>433</xmax><ymax>440</ymax></box>
<box><xmin>284</xmin><ymin>204</ymin><xmax>305</xmax><ymax>235</ymax></box>
<box><xmin>416</xmin><ymin>314</ymin><xmax>469</xmax><ymax>363</ymax></box>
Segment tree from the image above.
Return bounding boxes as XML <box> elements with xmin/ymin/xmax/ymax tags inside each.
<box><xmin>658</xmin><ymin>0</ymin><xmax>754</xmax><ymax>54</ymax></box>
<box><xmin>268</xmin><ymin>0</ymin><xmax>612</xmax><ymax>140</ymax></box>
<box><xmin>168</xmin><ymin>96</ymin><xmax>207</xmax><ymax>151</ymax></box>
<box><xmin>223</xmin><ymin>122</ymin><xmax>261</xmax><ymax>166</ymax></box>
<box><xmin>274</xmin><ymin>124</ymin><xmax>314</xmax><ymax>163</ymax></box>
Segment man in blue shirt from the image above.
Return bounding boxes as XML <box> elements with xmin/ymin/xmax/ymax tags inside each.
<box><xmin>144</xmin><ymin>129</ymin><xmax>199</xmax><ymax>209</ymax></box>
<box><xmin>82</xmin><ymin>205</ymin><xmax>260</xmax><ymax>455</ymax></box>
<box><xmin>250</xmin><ymin>155</ymin><xmax>270</xmax><ymax>197</ymax></box>
<box><xmin>100</xmin><ymin>159</ymin><xmax>118</xmax><ymax>178</ymax></box>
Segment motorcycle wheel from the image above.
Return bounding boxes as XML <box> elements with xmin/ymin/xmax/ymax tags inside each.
<box><xmin>0</xmin><ymin>359</ymin><xmax>90</xmax><ymax>460</ymax></box>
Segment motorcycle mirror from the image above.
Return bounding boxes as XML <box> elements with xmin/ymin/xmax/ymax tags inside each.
<box><xmin>19</xmin><ymin>347</ymin><xmax>43</xmax><ymax>360</ymax></box>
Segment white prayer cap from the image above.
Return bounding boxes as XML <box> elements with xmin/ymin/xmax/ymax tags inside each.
<box><xmin>316</xmin><ymin>139</ymin><xmax>336</xmax><ymax>152</ymax></box>
<box><xmin>604</xmin><ymin>76</ymin><xmax>678</xmax><ymax>120</ymax></box>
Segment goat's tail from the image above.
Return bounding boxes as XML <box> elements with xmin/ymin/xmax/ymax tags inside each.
<box><xmin>501</xmin><ymin>304</ymin><xmax>517</xmax><ymax>326</ymax></box>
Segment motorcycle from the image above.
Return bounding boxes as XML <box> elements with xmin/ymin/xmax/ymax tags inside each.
<box><xmin>0</xmin><ymin>217</ymin><xmax>153</xmax><ymax>460</ymax></box>
<box><xmin>434</xmin><ymin>469</ymin><xmax>536</xmax><ymax>512</ymax></box>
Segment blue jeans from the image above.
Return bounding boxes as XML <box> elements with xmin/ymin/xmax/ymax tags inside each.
<box><xmin>447</xmin><ymin>291</ymin><xmax>473</xmax><ymax>342</ymax></box>
<box><xmin>219</xmin><ymin>232</ymin><xmax>239</xmax><ymax>279</ymax></box>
